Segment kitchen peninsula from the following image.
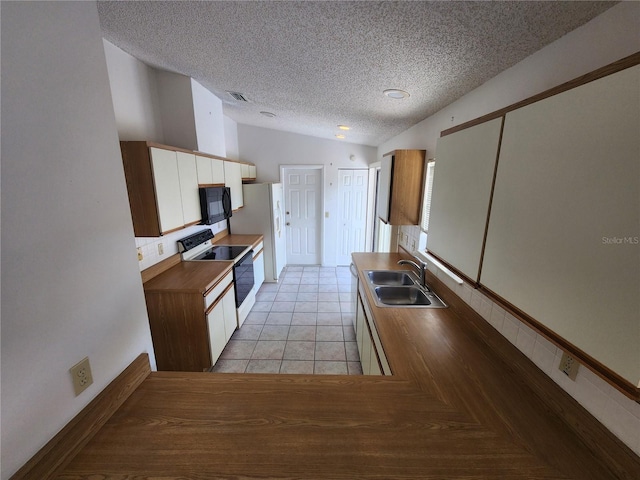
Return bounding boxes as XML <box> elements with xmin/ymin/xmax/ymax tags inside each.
<box><xmin>13</xmin><ymin>252</ymin><xmax>640</xmax><ymax>479</ymax></box>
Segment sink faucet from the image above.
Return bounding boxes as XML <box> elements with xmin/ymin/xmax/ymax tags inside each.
<box><xmin>397</xmin><ymin>259</ymin><xmax>428</xmax><ymax>290</ymax></box>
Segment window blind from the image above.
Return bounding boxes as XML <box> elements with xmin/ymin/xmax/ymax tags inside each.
<box><xmin>420</xmin><ymin>160</ymin><xmax>436</xmax><ymax>232</ymax></box>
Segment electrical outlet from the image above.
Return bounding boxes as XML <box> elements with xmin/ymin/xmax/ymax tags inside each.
<box><xmin>158</xmin><ymin>243</ymin><xmax>164</xmax><ymax>255</ymax></box>
<box><xmin>70</xmin><ymin>357</ymin><xmax>93</xmax><ymax>396</ymax></box>
<box><xmin>137</xmin><ymin>247</ymin><xmax>143</xmax><ymax>261</ymax></box>
<box><xmin>559</xmin><ymin>351</ymin><xmax>579</xmax><ymax>380</ymax></box>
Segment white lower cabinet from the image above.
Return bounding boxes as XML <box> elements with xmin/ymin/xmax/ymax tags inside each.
<box><xmin>253</xmin><ymin>242</ymin><xmax>265</xmax><ymax>293</ymax></box>
<box><xmin>205</xmin><ymin>274</ymin><xmax>237</xmax><ymax>366</ymax></box>
<box><xmin>355</xmin><ymin>288</ymin><xmax>391</xmax><ymax>376</ymax></box>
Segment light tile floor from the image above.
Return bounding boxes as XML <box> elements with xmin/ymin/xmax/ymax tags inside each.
<box><xmin>212</xmin><ymin>266</ymin><xmax>363</xmax><ymax>375</ymax></box>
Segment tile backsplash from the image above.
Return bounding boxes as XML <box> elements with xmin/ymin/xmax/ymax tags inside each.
<box><xmin>398</xmin><ymin>222</ymin><xmax>640</xmax><ymax>456</ymax></box>
<box><xmin>135</xmin><ymin>220</ymin><xmax>227</xmax><ymax>271</ymax></box>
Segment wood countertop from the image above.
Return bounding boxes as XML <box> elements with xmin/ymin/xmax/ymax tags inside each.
<box><xmin>143</xmin><ymin>260</ymin><xmax>233</xmax><ymax>294</ymax></box>
<box><xmin>49</xmin><ymin>253</ymin><xmax>640</xmax><ymax>479</ymax></box>
<box><xmin>214</xmin><ymin>233</ymin><xmax>263</xmax><ymax>250</ymax></box>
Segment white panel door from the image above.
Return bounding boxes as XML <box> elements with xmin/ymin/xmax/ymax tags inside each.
<box><xmin>337</xmin><ymin>169</ymin><xmax>369</xmax><ymax>265</ymax></box>
<box><xmin>284</xmin><ymin>168</ymin><xmax>322</xmax><ymax>265</ymax></box>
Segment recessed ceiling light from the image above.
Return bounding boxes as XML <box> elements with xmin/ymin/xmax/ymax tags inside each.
<box><xmin>338</xmin><ymin>125</ymin><xmax>350</xmax><ymax>131</ymax></box>
<box><xmin>260</xmin><ymin>111</ymin><xmax>276</xmax><ymax>118</ymax></box>
<box><xmin>383</xmin><ymin>89</ymin><xmax>410</xmax><ymax>99</ymax></box>
<box><xmin>335</xmin><ymin>134</ymin><xmax>346</xmax><ymax>139</ymax></box>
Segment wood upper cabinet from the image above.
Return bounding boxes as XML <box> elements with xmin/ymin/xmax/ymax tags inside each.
<box><xmin>377</xmin><ymin>149</ymin><xmax>425</xmax><ymax>225</ymax></box>
<box><xmin>224</xmin><ymin>161</ymin><xmax>244</xmax><ymax>210</ymax></box>
<box><xmin>120</xmin><ymin>141</ymin><xmax>201</xmax><ymax>237</ymax></box>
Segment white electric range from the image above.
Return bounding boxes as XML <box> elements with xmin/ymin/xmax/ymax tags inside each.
<box><xmin>178</xmin><ymin>229</ymin><xmax>256</xmax><ymax>326</ymax></box>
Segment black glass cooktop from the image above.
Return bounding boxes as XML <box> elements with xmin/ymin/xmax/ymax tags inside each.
<box><xmin>192</xmin><ymin>245</ymin><xmax>249</xmax><ymax>261</ymax></box>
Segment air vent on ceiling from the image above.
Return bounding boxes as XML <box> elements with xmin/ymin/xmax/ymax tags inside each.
<box><xmin>227</xmin><ymin>91</ymin><xmax>249</xmax><ymax>102</ymax></box>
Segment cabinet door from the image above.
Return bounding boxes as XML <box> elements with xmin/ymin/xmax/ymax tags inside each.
<box><xmin>150</xmin><ymin>148</ymin><xmax>183</xmax><ymax>233</ymax></box>
<box><xmin>224</xmin><ymin>161</ymin><xmax>244</xmax><ymax>210</ymax></box>
<box><xmin>176</xmin><ymin>152</ymin><xmax>201</xmax><ymax>225</ymax></box>
<box><xmin>207</xmin><ymin>301</ymin><xmax>226</xmax><ymax>366</ymax></box>
<box><xmin>481</xmin><ymin>66</ymin><xmax>640</xmax><ymax>385</ymax></box>
<box><xmin>211</xmin><ymin>159</ymin><xmax>225</xmax><ymax>184</ymax></box>
<box><xmin>221</xmin><ymin>284</ymin><xmax>238</xmax><ymax>342</ymax></box>
<box><xmin>241</xmin><ymin>163</ymin><xmax>250</xmax><ymax>179</ymax></box>
<box><xmin>196</xmin><ymin>154</ymin><xmax>213</xmax><ymax>185</ymax></box>
<box><xmin>253</xmin><ymin>250</ymin><xmax>265</xmax><ymax>292</ymax></box>
<box><xmin>377</xmin><ymin>156</ymin><xmax>392</xmax><ymax>223</ymax></box>
<box><xmin>249</xmin><ymin>165</ymin><xmax>257</xmax><ymax>179</ymax></box>
<box><xmin>428</xmin><ymin>118</ymin><xmax>502</xmax><ymax>281</ymax></box>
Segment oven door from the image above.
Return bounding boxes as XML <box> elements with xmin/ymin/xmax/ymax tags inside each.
<box><xmin>233</xmin><ymin>250</ymin><xmax>254</xmax><ymax>307</ymax></box>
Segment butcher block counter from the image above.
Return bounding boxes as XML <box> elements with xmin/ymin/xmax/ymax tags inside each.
<box><xmin>15</xmin><ymin>253</ymin><xmax>640</xmax><ymax>479</ymax></box>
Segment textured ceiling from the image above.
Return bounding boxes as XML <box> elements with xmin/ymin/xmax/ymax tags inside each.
<box><xmin>98</xmin><ymin>1</ymin><xmax>616</xmax><ymax>147</ymax></box>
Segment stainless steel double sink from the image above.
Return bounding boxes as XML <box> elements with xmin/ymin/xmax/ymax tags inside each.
<box><xmin>364</xmin><ymin>270</ymin><xmax>447</xmax><ymax>308</ymax></box>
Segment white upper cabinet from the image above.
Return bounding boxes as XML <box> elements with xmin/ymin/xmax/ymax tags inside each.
<box><xmin>224</xmin><ymin>161</ymin><xmax>244</xmax><ymax>210</ymax></box>
<box><xmin>427</xmin><ymin>117</ymin><xmax>503</xmax><ymax>281</ymax></box>
<box><xmin>176</xmin><ymin>151</ymin><xmax>201</xmax><ymax>225</ymax></box>
<box><xmin>196</xmin><ymin>154</ymin><xmax>213</xmax><ymax>185</ymax></box>
<box><xmin>150</xmin><ymin>147</ymin><xmax>185</xmax><ymax>234</ymax></box>
<box><xmin>196</xmin><ymin>154</ymin><xmax>226</xmax><ymax>185</ymax></box>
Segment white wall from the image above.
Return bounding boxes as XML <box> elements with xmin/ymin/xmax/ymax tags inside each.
<box><xmin>156</xmin><ymin>70</ymin><xmax>198</xmax><ymax>151</ymax></box>
<box><xmin>237</xmin><ymin>125</ymin><xmax>377</xmax><ymax>265</ymax></box>
<box><xmin>103</xmin><ymin>39</ymin><xmax>164</xmax><ymax>142</ymax></box>
<box><xmin>191</xmin><ymin>78</ymin><xmax>226</xmax><ymax>156</ymax></box>
<box><xmin>0</xmin><ymin>2</ymin><xmax>156</xmax><ymax>478</ymax></box>
<box><xmin>224</xmin><ymin>115</ymin><xmax>240</xmax><ymax>160</ymax></box>
<box><xmin>385</xmin><ymin>1</ymin><xmax>640</xmax><ymax>456</ymax></box>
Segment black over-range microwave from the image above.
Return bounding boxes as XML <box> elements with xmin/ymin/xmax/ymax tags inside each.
<box><xmin>199</xmin><ymin>186</ymin><xmax>232</xmax><ymax>225</ymax></box>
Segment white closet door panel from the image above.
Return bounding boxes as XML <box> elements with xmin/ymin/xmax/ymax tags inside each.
<box><xmin>150</xmin><ymin>148</ymin><xmax>183</xmax><ymax>233</ymax></box>
<box><xmin>176</xmin><ymin>152</ymin><xmax>200</xmax><ymax>224</ymax></box>
<box><xmin>427</xmin><ymin>117</ymin><xmax>503</xmax><ymax>280</ymax></box>
<box><xmin>481</xmin><ymin>66</ymin><xmax>640</xmax><ymax>385</ymax></box>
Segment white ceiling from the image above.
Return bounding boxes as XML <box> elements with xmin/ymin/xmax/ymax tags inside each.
<box><xmin>97</xmin><ymin>1</ymin><xmax>616</xmax><ymax>147</ymax></box>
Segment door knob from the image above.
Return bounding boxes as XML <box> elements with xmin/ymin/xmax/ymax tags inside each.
<box><xmin>286</xmin><ymin>222</ymin><xmax>290</xmax><ymax>226</ymax></box>
<box><xmin>286</xmin><ymin>211</ymin><xmax>290</xmax><ymax>215</ymax></box>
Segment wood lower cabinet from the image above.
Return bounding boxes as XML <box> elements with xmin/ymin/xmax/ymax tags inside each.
<box><xmin>377</xmin><ymin>149</ymin><xmax>425</xmax><ymax>225</ymax></box>
<box><xmin>145</xmin><ymin>269</ymin><xmax>237</xmax><ymax>372</ymax></box>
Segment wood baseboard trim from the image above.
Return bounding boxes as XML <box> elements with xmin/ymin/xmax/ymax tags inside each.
<box><xmin>10</xmin><ymin>353</ymin><xmax>151</xmax><ymax>480</ymax></box>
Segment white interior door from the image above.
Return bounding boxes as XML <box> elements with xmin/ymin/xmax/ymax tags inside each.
<box><xmin>337</xmin><ymin>169</ymin><xmax>369</xmax><ymax>265</ymax></box>
<box><xmin>283</xmin><ymin>167</ymin><xmax>322</xmax><ymax>265</ymax></box>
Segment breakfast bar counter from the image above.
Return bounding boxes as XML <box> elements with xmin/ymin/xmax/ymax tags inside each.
<box><xmin>16</xmin><ymin>253</ymin><xmax>640</xmax><ymax>479</ymax></box>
